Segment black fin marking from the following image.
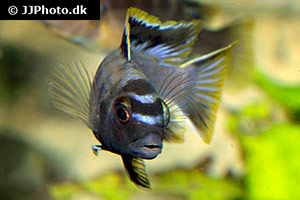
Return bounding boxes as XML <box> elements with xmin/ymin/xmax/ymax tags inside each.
<box><xmin>121</xmin><ymin>9</ymin><xmax>132</xmax><ymax>61</ymax></box>
<box><xmin>122</xmin><ymin>7</ymin><xmax>202</xmax><ymax>66</ymax></box>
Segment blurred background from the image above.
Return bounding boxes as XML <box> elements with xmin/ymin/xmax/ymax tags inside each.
<box><xmin>0</xmin><ymin>0</ymin><xmax>300</xmax><ymax>199</ymax></box>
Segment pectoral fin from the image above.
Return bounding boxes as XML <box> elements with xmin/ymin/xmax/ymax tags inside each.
<box><xmin>49</xmin><ymin>61</ymin><xmax>92</xmax><ymax>129</ymax></box>
<box><xmin>91</xmin><ymin>145</ymin><xmax>102</xmax><ymax>156</ymax></box>
<box><xmin>121</xmin><ymin>156</ymin><xmax>151</xmax><ymax>189</ymax></box>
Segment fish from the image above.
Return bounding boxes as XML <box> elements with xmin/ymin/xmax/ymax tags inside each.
<box><xmin>49</xmin><ymin>7</ymin><xmax>236</xmax><ymax>189</ymax></box>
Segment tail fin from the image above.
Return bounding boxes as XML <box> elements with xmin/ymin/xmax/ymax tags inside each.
<box><xmin>179</xmin><ymin>42</ymin><xmax>236</xmax><ymax>143</ymax></box>
<box><xmin>196</xmin><ymin>19</ymin><xmax>255</xmax><ymax>87</ymax></box>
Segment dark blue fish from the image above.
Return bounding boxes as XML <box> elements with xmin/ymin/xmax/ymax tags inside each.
<box><xmin>49</xmin><ymin>7</ymin><xmax>235</xmax><ymax>189</ymax></box>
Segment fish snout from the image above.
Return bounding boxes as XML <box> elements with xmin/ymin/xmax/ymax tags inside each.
<box><xmin>132</xmin><ymin>133</ymin><xmax>163</xmax><ymax>159</ymax></box>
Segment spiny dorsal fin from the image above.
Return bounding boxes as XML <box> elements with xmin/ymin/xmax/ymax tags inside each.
<box><xmin>179</xmin><ymin>42</ymin><xmax>237</xmax><ymax>143</ymax></box>
<box><xmin>121</xmin><ymin>7</ymin><xmax>202</xmax><ymax>66</ymax></box>
<box><xmin>121</xmin><ymin>156</ymin><xmax>151</xmax><ymax>190</ymax></box>
<box><xmin>49</xmin><ymin>61</ymin><xmax>92</xmax><ymax>129</ymax></box>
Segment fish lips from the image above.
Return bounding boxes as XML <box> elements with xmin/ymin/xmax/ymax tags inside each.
<box><xmin>131</xmin><ymin>133</ymin><xmax>163</xmax><ymax>159</ymax></box>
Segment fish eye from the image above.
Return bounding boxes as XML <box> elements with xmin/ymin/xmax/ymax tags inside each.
<box><xmin>114</xmin><ymin>97</ymin><xmax>131</xmax><ymax>124</ymax></box>
<box><xmin>116</xmin><ymin>106</ymin><xmax>130</xmax><ymax>123</ymax></box>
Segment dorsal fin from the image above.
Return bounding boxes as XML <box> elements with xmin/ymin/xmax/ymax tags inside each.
<box><xmin>121</xmin><ymin>7</ymin><xmax>202</xmax><ymax>66</ymax></box>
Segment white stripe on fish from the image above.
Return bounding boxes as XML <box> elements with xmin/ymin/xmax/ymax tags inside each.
<box><xmin>132</xmin><ymin>113</ymin><xmax>162</xmax><ymax>125</ymax></box>
<box><xmin>129</xmin><ymin>93</ymin><xmax>156</xmax><ymax>104</ymax></box>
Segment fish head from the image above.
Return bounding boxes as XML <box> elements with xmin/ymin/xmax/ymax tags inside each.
<box><xmin>88</xmin><ymin>53</ymin><xmax>171</xmax><ymax>159</ymax></box>
<box><xmin>104</xmin><ymin>89</ymin><xmax>168</xmax><ymax>159</ymax></box>
<box><xmin>89</xmin><ymin>51</ymin><xmax>170</xmax><ymax>160</ymax></box>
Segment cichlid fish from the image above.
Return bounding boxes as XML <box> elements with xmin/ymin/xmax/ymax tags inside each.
<box><xmin>49</xmin><ymin>7</ymin><xmax>235</xmax><ymax>189</ymax></box>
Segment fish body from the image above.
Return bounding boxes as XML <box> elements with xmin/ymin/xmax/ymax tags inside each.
<box><xmin>90</xmin><ymin>49</ymin><xmax>165</xmax><ymax>159</ymax></box>
<box><xmin>49</xmin><ymin>7</ymin><xmax>235</xmax><ymax>189</ymax></box>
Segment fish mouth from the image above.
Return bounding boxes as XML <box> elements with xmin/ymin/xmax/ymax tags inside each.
<box><xmin>142</xmin><ymin>143</ymin><xmax>162</xmax><ymax>154</ymax></box>
<box><xmin>143</xmin><ymin>144</ymin><xmax>162</xmax><ymax>150</ymax></box>
<box><xmin>132</xmin><ymin>133</ymin><xmax>163</xmax><ymax>159</ymax></box>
